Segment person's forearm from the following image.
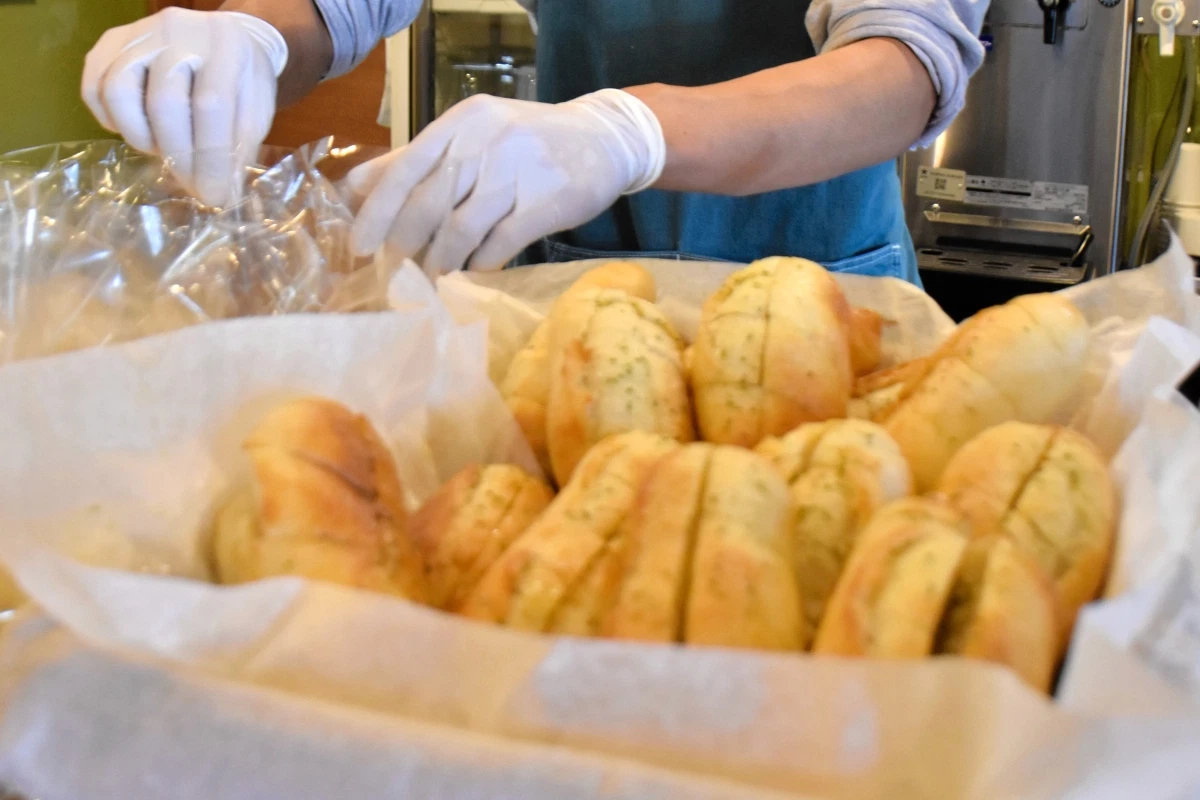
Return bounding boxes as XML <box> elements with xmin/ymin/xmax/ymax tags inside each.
<box><xmin>221</xmin><ymin>0</ymin><xmax>333</xmax><ymax>106</ymax></box>
<box><xmin>625</xmin><ymin>39</ymin><xmax>935</xmax><ymax>196</ymax></box>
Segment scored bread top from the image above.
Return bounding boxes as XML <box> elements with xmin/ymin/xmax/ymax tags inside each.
<box><xmin>499</xmin><ymin>262</ymin><xmax>658</xmax><ymax>480</ymax></box>
<box><xmin>756</xmin><ymin>419</ymin><xmax>913</xmax><ymax>642</ymax></box>
<box><xmin>875</xmin><ymin>293</ymin><xmax>1089</xmax><ymax>490</ymax></box>
<box><xmin>692</xmin><ymin>257</ymin><xmax>854</xmax><ymax>447</ymax></box>
<box><xmin>604</xmin><ymin>443</ymin><xmax>712</xmax><ymax>643</ymax></box>
<box><xmin>813</xmin><ymin>497</ymin><xmax>969</xmax><ymax>658</ymax></box>
<box><xmin>410</xmin><ymin>463</ymin><xmax>554</xmax><ymax>611</ymax></box>
<box><xmin>458</xmin><ymin>431</ymin><xmax>680</xmax><ymax>631</ymax></box>
<box><xmin>684</xmin><ymin>446</ymin><xmax>804</xmax><ymax>650</ymax></box>
<box><xmin>217</xmin><ymin>397</ymin><xmax>427</xmax><ymax>601</ymax></box>
<box><xmin>934</xmin><ymin>535</ymin><xmax>1060</xmax><ymax>692</ymax></box>
<box><xmin>546</xmin><ymin>288</ymin><xmax>692</xmax><ymax>486</ymax></box>
<box><xmin>938</xmin><ymin>421</ymin><xmax>1115</xmax><ymax>640</ymax></box>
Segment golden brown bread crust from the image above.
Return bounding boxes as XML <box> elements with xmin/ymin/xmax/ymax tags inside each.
<box><xmin>604</xmin><ymin>444</ymin><xmax>712</xmax><ymax>643</ymax></box>
<box><xmin>499</xmin><ymin>262</ymin><xmax>658</xmax><ymax>480</ymax></box>
<box><xmin>458</xmin><ymin>431</ymin><xmax>680</xmax><ymax>631</ymax></box>
<box><xmin>684</xmin><ymin>446</ymin><xmax>804</xmax><ymax>650</ymax></box>
<box><xmin>755</xmin><ymin>420</ymin><xmax>912</xmax><ymax>644</ymax></box>
<box><xmin>849</xmin><ymin>307</ymin><xmax>885</xmax><ymax>376</ymax></box>
<box><xmin>569</xmin><ymin>261</ymin><xmax>658</xmax><ymax>301</ymax></box>
<box><xmin>0</xmin><ymin>565</ymin><xmax>25</xmax><ymax>612</ymax></box>
<box><xmin>545</xmin><ymin>288</ymin><xmax>693</xmax><ymax>486</ymax></box>
<box><xmin>691</xmin><ymin>258</ymin><xmax>854</xmax><ymax>447</ymax></box>
<box><xmin>500</xmin><ymin>322</ymin><xmax>553</xmax><ymax>477</ymax></box>
<box><xmin>878</xmin><ymin>293</ymin><xmax>1089</xmax><ymax>490</ymax></box>
<box><xmin>937</xmin><ymin>422</ymin><xmax>1116</xmax><ymax>644</ymax></box>
<box><xmin>934</xmin><ymin>536</ymin><xmax>1060</xmax><ymax>692</ymax></box>
<box><xmin>852</xmin><ymin>358</ymin><xmax>930</xmax><ymax>409</ymax></box>
<box><xmin>547</xmin><ymin>538</ymin><xmax>626</xmax><ymax>637</ymax></box>
<box><xmin>210</xmin><ymin>398</ymin><xmax>428</xmax><ymax>602</ymax></box>
<box><xmin>410</xmin><ymin>463</ymin><xmax>553</xmax><ymax>610</ymax></box>
<box><xmin>847</xmin><ymin>382</ymin><xmax>907</xmax><ymax>421</ymax></box>
<box><xmin>813</xmin><ymin>497</ymin><xmax>969</xmax><ymax>658</ymax></box>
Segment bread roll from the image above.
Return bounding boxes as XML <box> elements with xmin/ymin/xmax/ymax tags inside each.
<box><xmin>813</xmin><ymin>498</ymin><xmax>969</xmax><ymax>658</ymax></box>
<box><xmin>685</xmin><ymin>446</ymin><xmax>804</xmax><ymax>650</ymax></box>
<box><xmin>604</xmin><ymin>444</ymin><xmax>712</xmax><ymax>642</ymax></box>
<box><xmin>210</xmin><ymin>398</ymin><xmax>427</xmax><ymax>602</ymax></box>
<box><xmin>934</xmin><ymin>536</ymin><xmax>1060</xmax><ymax>692</ymax></box>
<box><xmin>692</xmin><ymin>257</ymin><xmax>854</xmax><ymax>447</ymax></box>
<box><xmin>410</xmin><ymin>463</ymin><xmax>553</xmax><ymax>610</ymax></box>
<box><xmin>876</xmin><ymin>293</ymin><xmax>1089</xmax><ymax>490</ymax></box>
<box><xmin>546</xmin><ymin>288</ymin><xmax>692</xmax><ymax>486</ymax></box>
<box><xmin>459</xmin><ymin>431</ymin><xmax>679</xmax><ymax>632</ymax></box>
<box><xmin>598</xmin><ymin>443</ymin><xmax>803</xmax><ymax>650</ymax></box>
<box><xmin>756</xmin><ymin>419</ymin><xmax>912</xmax><ymax>643</ymax></box>
<box><xmin>937</xmin><ymin>422</ymin><xmax>1116</xmax><ymax>641</ymax></box>
<box><xmin>500</xmin><ymin>262</ymin><xmax>657</xmax><ymax>477</ymax></box>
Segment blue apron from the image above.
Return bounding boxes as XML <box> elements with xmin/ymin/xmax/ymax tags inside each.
<box><xmin>522</xmin><ymin>0</ymin><xmax>921</xmax><ymax>285</ymax></box>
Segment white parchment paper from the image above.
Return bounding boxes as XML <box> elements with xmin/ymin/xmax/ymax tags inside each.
<box><xmin>2</xmin><ymin>246</ymin><xmax>1200</xmax><ymax>800</ymax></box>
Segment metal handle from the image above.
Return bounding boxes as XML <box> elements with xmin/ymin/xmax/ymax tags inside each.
<box><xmin>1037</xmin><ymin>0</ymin><xmax>1069</xmax><ymax>43</ymax></box>
<box><xmin>924</xmin><ymin>209</ymin><xmax>1089</xmax><ymax>236</ymax></box>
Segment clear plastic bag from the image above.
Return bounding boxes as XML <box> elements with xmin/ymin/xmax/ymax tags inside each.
<box><xmin>0</xmin><ymin>138</ymin><xmax>391</xmax><ymax>364</ymax></box>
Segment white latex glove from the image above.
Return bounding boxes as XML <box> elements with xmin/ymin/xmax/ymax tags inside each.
<box><xmin>81</xmin><ymin>8</ymin><xmax>289</xmax><ymax>207</ymax></box>
<box><xmin>346</xmin><ymin>89</ymin><xmax>666</xmax><ymax>274</ymax></box>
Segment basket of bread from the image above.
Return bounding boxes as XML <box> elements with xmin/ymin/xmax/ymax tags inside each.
<box><xmin>1</xmin><ymin>245</ymin><xmax>1199</xmax><ymax>799</ymax></box>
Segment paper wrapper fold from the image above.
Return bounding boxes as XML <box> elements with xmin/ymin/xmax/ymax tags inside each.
<box><xmin>3</xmin><ymin>244</ymin><xmax>1200</xmax><ymax>799</ymax></box>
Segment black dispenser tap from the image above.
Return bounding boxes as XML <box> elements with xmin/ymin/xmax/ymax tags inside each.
<box><xmin>1036</xmin><ymin>0</ymin><xmax>1069</xmax><ymax>44</ymax></box>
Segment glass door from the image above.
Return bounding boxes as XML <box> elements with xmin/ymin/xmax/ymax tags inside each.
<box><xmin>389</xmin><ymin>0</ymin><xmax>535</xmax><ymax>146</ymax></box>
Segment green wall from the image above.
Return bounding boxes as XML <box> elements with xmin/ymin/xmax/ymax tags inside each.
<box><xmin>0</xmin><ymin>0</ymin><xmax>145</xmax><ymax>154</ymax></box>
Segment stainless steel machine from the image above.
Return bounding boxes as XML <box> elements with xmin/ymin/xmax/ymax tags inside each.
<box><xmin>903</xmin><ymin>0</ymin><xmax>1200</xmax><ymax>318</ymax></box>
<box><xmin>902</xmin><ymin>0</ymin><xmax>1136</xmax><ymax>317</ymax></box>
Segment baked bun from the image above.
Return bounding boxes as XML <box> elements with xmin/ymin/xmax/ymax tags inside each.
<box><xmin>606</xmin><ymin>443</ymin><xmax>803</xmax><ymax>650</ymax></box>
<box><xmin>756</xmin><ymin>419</ymin><xmax>912</xmax><ymax>642</ymax></box>
<box><xmin>211</xmin><ymin>398</ymin><xmax>427</xmax><ymax>602</ymax></box>
<box><xmin>459</xmin><ymin>431</ymin><xmax>679</xmax><ymax>633</ymax></box>
<box><xmin>603</xmin><ymin>444</ymin><xmax>711</xmax><ymax>643</ymax></box>
<box><xmin>934</xmin><ymin>536</ymin><xmax>1060</xmax><ymax>692</ymax></box>
<box><xmin>813</xmin><ymin>498</ymin><xmax>969</xmax><ymax>658</ymax></box>
<box><xmin>874</xmin><ymin>293</ymin><xmax>1089</xmax><ymax>490</ymax></box>
<box><xmin>410</xmin><ymin>464</ymin><xmax>553</xmax><ymax>610</ymax></box>
<box><xmin>546</xmin><ymin>288</ymin><xmax>693</xmax><ymax>486</ymax></box>
<box><xmin>684</xmin><ymin>446</ymin><xmax>803</xmax><ymax>650</ymax></box>
<box><xmin>692</xmin><ymin>257</ymin><xmax>854</xmax><ymax>447</ymax></box>
<box><xmin>937</xmin><ymin>422</ymin><xmax>1116</xmax><ymax>641</ymax></box>
<box><xmin>500</xmin><ymin>262</ymin><xmax>657</xmax><ymax>477</ymax></box>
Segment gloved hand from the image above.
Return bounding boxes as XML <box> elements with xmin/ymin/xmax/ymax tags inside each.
<box><xmin>346</xmin><ymin>89</ymin><xmax>666</xmax><ymax>274</ymax></box>
<box><xmin>82</xmin><ymin>8</ymin><xmax>289</xmax><ymax>207</ymax></box>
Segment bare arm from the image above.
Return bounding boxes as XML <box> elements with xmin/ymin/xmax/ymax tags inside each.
<box><xmin>220</xmin><ymin>0</ymin><xmax>333</xmax><ymax>106</ymax></box>
<box><xmin>625</xmin><ymin>38</ymin><xmax>935</xmax><ymax>196</ymax></box>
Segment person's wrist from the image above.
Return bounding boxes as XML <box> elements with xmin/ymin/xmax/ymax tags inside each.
<box><xmin>224</xmin><ymin>11</ymin><xmax>290</xmax><ymax>77</ymax></box>
<box><xmin>571</xmin><ymin>88</ymin><xmax>666</xmax><ymax>194</ymax></box>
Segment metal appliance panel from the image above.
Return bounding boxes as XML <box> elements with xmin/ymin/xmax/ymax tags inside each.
<box><xmin>902</xmin><ymin>0</ymin><xmax>1131</xmax><ymax>276</ymax></box>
